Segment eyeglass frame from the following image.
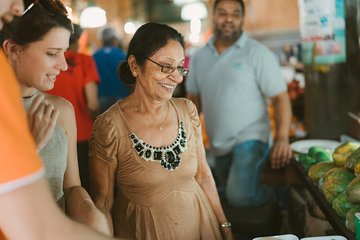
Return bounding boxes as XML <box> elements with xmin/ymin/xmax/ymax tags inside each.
<box><xmin>145</xmin><ymin>57</ymin><xmax>189</xmax><ymax>77</ymax></box>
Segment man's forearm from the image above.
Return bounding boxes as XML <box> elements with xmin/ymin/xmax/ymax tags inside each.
<box><xmin>273</xmin><ymin>92</ymin><xmax>292</xmax><ymax>142</ymax></box>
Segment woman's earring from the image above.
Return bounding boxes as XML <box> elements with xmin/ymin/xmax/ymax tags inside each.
<box><xmin>133</xmin><ymin>72</ymin><xmax>137</xmax><ymax>77</ymax></box>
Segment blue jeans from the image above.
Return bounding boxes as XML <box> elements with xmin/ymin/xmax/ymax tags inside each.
<box><xmin>215</xmin><ymin>140</ymin><xmax>274</xmax><ymax>208</ymax></box>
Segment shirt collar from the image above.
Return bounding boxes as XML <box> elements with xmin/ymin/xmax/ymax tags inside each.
<box><xmin>207</xmin><ymin>32</ymin><xmax>248</xmax><ymax>52</ymax></box>
<box><xmin>235</xmin><ymin>32</ymin><xmax>248</xmax><ymax>48</ymax></box>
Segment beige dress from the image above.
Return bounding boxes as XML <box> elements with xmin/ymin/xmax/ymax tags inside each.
<box><xmin>90</xmin><ymin>98</ymin><xmax>222</xmax><ymax>240</ymax></box>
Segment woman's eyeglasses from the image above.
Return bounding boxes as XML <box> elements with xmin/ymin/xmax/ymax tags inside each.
<box><xmin>145</xmin><ymin>57</ymin><xmax>189</xmax><ymax>77</ymax></box>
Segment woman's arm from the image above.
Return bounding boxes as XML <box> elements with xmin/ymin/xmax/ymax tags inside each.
<box><xmin>84</xmin><ymin>82</ymin><xmax>99</xmax><ymax>118</ymax></box>
<box><xmin>187</xmin><ymin>99</ymin><xmax>233</xmax><ymax>240</ymax></box>
<box><xmin>195</xmin><ymin>143</ymin><xmax>234</xmax><ymax>240</ymax></box>
<box><xmin>88</xmin><ymin>116</ymin><xmax>118</xmax><ymax>235</ymax></box>
<box><xmin>0</xmin><ymin>178</ymin><xmax>114</xmax><ymax>240</ymax></box>
<box><xmin>89</xmin><ymin>154</ymin><xmax>116</xmax><ymax>234</ymax></box>
<box><xmin>54</xmin><ymin>96</ymin><xmax>110</xmax><ymax>235</ymax></box>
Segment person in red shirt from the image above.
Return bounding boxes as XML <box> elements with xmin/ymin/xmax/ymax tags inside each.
<box><xmin>47</xmin><ymin>23</ymin><xmax>100</xmax><ymax>191</ymax></box>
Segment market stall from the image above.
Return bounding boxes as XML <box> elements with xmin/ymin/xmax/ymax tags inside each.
<box><xmin>288</xmin><ymin>140</ymin><xmax>360</xmax><ymax>238</ymax></box>
<box><xmin>291</xmin><ymin>158</ymin><xmax>355</xmax><ymax>238</ymax></box>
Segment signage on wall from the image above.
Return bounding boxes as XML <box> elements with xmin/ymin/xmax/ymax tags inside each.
<box><xmin>298</xmin><ymin>0</ymin><xmax>346</xmax><ymax>65</ymax></box>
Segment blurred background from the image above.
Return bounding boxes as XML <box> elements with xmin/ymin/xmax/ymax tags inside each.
<box><xmin>62</xmin><ymin>0</ymin><xmax>301</xmax><ymax>58</ymax></box>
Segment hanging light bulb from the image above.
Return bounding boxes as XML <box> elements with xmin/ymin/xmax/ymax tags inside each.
<box><xmin>80</xmin><ymin>3</ymin><xmax>107</xmax><ymax>28</ymax></box>
<box><xmin>174</xmin><ymin>0</ymin><xmax>199</xmax><ymax>5</ymax></box>
<box><xmin>124</xmin><ymin>21</ymin><xmax>136</xmax><ymax>34</ymax></box>
<box><xmin>180</xmin><ymin>2</ymin><xmax>207</xmax><ymax>21</ymax></box>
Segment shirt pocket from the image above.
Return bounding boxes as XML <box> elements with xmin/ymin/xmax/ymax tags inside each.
<box><xmin>227</xmin><ymin>61</ymin><xmax>258</xmax><ymax>94</ymax></box>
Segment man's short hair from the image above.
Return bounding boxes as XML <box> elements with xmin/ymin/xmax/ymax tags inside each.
<box><xmin>101</xmin><ymin>27</ymin><xmax>119</xmax><ymax>46</ymax></box>
<box><xmin>214</xmin><ymin>0</ymin><xmax>245</xmax><ymax>15</ymax></box>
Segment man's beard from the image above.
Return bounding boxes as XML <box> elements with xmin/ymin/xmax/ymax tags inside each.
<box><xmin>214</xmin><ymin>27</ymin><xmax>242</xmax><ymax>42</ymax></box>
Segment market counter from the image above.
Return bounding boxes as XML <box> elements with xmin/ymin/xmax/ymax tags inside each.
<box><xmin>290</xmin><ymin>158</ymin><xmax>355</xmax><ymax>239</ymax></box>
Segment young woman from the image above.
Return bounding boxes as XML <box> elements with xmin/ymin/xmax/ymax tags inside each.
<box><xmin>1</xmin><ymin>0</ymin><xmax>109</xmax><ymax>235</ymax></box>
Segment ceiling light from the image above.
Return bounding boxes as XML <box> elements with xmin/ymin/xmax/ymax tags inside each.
<box><xmin>181</xmin><ymin>2</ymin><xmax>208</xmax><ymax>21</ymax></box>
<box><xmin>174</xmin><ymin>0</ymin><xmax>199</xmax><ymax>5</ymax></box>
<box><xmin>80</xmin><ymin>6</ymin><xmax>107</xmax><ymax>28</ymax></box>
<box><xmin>124</xmin><ymin>21</ymin><xmax>136</xmax><ymax>34</ymax></box>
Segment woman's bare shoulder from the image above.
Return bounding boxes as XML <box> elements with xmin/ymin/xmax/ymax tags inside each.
<box><xmin>43</xmin><ymin>93</ymin><xmax>75</xmax><ymax>130</ymax></box>
<box><xmin>43</xmin><ymin>93</ymin><xmax>73</xmax><ymax>113</ymax></box>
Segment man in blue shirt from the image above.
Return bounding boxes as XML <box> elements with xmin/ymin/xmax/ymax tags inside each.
<box><xmin>94</xmin><ymin>27</ymin><xmax>130</xmax><ymax>113</ymax></box>
<box><xmin>186</xmin><ymin>0</ymin><xmax>292</xmax><ymax>208</ymax></box>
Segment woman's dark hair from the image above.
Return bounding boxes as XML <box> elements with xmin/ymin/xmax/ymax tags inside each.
<box><xmin>118</xmin><ymin>22</ymin><xmax>185</xmax><ymax>87</ymax></box>
<box><xmin>214</xmin><ymin>0</ymin><xmax>245</xmax><ymax>15</ymax></box>
<box><xmin>0</xmin><ymin>0</ymin><xmax>73</xmax><ymax>46</ymax></box>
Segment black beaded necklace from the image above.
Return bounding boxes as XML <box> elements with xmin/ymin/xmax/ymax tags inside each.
<box><xmin>129</xmin><ymin>121</ymin><xmax>187</xmax><ymax>171</ymax></box>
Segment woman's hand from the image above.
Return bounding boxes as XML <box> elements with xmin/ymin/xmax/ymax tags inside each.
<box><xmin>221</xmin><ymin>226</ymin><xmax>235</xmax><ymax>240</ymax></box>
<box><xmin>65</xmin><ymin>186</ymin><xmax>113</xmax><ymax>236</ymax></box>
<box><xmin>86</xmin><ymin>205</ymin><xmax>112</xmax><ymax>236</ymax></box>
<box><xmin>27</xmin><ymin>95</ymin><xmax>59</xmax><ymax>152</ymax></box>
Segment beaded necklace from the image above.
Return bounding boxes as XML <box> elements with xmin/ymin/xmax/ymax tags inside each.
<box><xmin>129</xmin><ymin>121</ymin><xmax>187</xmax><ymax>171</ymax></box>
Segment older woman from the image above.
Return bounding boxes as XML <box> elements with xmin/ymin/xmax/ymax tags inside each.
<box><xmin>89</xmin><ymin>22</ymin><xmax>234</xmax><ymax>240</ymax></box>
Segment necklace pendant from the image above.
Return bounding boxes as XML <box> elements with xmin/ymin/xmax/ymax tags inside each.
<box><xmin>159</xmin><ymin>127</ymin><xmax>163</xmax><ymax>131</ymax></box>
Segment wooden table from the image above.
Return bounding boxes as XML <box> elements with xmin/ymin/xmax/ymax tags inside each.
<box><xmin>291</xmin><ymin>159</ymin><xmax>356</xmax><ymax>239</ymax></box>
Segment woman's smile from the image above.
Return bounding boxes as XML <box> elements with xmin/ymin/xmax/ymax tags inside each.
<box><xmin>159</xmin><ymin>82</ymin><xmax>176</xmax><ymax>92</ymax></box>
<box><xmin>46</xmin><ymin>73</ymin><xmax>58</xmax><ymax>82</ymax></box>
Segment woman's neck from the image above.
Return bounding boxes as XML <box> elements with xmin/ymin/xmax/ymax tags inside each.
<box><xmin>20</xmin><ymin>85</ymin><xmax>37</xmax><ymax>98</ymax></box>
<box><xmin>129</xmin><ymin>90</ymin><xmax>167</xmax><ymax>115</ymax></box>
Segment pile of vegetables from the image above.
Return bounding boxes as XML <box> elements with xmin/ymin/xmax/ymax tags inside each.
<box><xmin>296</xmin><ymin>142</ymin><xmax>360</xmax><ymax>232</ymax></box>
